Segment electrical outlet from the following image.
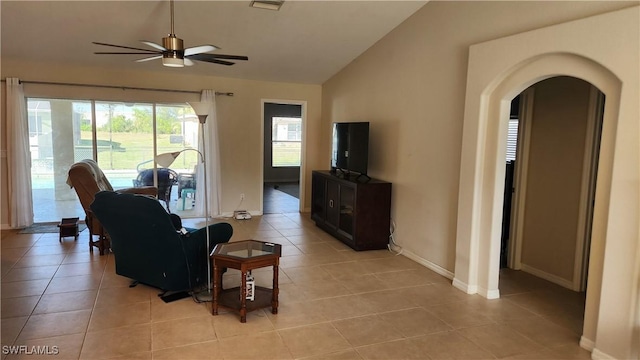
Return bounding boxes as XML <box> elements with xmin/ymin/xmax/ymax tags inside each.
<box><xmin>240</xmin><ymin>193</ymin><xmax>245</xmax><ymax>200</ymax></box>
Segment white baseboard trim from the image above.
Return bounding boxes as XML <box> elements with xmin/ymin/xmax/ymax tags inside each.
<box><xmin>403</xmin><ymin>251</ymin><xmax>501</xmax><ymax>299</ymax></box>
<box><xmin>452</xmin><ymin>278</ymin><xmax>478</xmax><ymax>294</ymax></box>
<box><xmin>401</xmin><ymin>249</ymin><xmax>455</xmax><ymax>280</ymax></box>
<box><xmin>451</xmin><ymin>281</ymin><xmax>500</xmax><ymax>299</ymax></box>
<box><xmin>591</xmin><ymin>348</ymin><xmax>616</xmax><ymax>360</ymax></box>
<box><xmin>450</xmin><ymin>279</ymin><xmax>500</xmax><ymax>299</ymax></box>
<box><xmin>478</xmin><ymin>287</ymin><xmax>500</xmax><ymax>299</ymax></box>
<box><xmin>579</xmin><ymin>336</ymin><xmax>595</xmax><ymax>351</ymax></box>
<box><xmin>220</xmin><ymin>210</ymin><xmax>262</xmax><ymax>219</ymax></box>
<box><xmin>521</xmin><ymin>263</ymin><xmax>574</xmax><ymax>290</ymax></box>
<box><xmin>1</xmin><ymin>223</ymin><xmax>12</xmax><ymax>230</ymax></box>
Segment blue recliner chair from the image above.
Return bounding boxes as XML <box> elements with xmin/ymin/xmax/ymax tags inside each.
<box><xmin>90</xmin><ymin>190</ymin><xmax>232</xmax><ymax>292</ymax></box>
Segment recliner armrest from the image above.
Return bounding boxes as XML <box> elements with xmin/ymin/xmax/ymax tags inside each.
<box><xmin>116</xmin><ymin>186</ymin><xmax>158</xmax><ymax>197</ymax></box>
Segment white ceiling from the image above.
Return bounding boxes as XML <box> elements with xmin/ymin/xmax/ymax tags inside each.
<box><xmin>1</xmin><ymin>1</ymin><xmax>427</xmax><ymax>84</ymax></box>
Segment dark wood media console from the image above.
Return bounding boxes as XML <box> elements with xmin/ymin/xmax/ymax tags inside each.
<box><xmin>311</xmin><ymin>170</ymin><xmax>391</xmax><ymax>251</ymax></box>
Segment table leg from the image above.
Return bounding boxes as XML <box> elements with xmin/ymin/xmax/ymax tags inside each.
<box><xmin>240</xmin><ymin>270</ymin><xmax>247</xmax><ymax>323</ymax></box>
<box><xmin>212</xmin><ymin>263</ymin><xmax>219</xmax><ymax>316</ymax></box>
<box><xmin>272</xmin><ymin>264</ymin><xmax>279</xmax><ymax>314</ymax></box>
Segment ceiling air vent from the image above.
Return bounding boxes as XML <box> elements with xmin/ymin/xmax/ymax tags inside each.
<box><xmin>250</xmin><ymin>0</ymin><xmax>284</xmax><ymax>11</ymax></box>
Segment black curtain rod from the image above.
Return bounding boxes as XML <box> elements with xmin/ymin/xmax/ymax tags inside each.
<box><xmin>1</xmin><ymin>79</ymin><xmax>234</xmax><ymax>96</ymax></box>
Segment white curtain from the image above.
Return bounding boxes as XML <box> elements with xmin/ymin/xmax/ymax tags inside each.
<box><xmin>6</xmin><ymin>78</ymin><xmax>34</xmax><ymax>228</ymax></box>
<box><xmin>194</xmin><ymin>90</ymin><xmax>221</xmax><ymax>217</ymax></box>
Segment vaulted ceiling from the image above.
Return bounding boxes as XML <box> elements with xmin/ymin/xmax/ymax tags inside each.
<box><xmin>1</xmin><ymin>1</ymin><xmax>427</xmax><ymax>84</ymax></box>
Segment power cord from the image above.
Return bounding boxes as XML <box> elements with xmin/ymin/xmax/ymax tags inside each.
<box><xmin>224</xmin><ymin>197</ymin><xmax>245</xmax><ymax>220</ymax></box>
<box><xmin>234</xmin><ymin>196</ymin><xmax>244</xmax><ymax>213</ymax></box>
<box><xmin>387</xmin><ymin>218</ymin><xmax>403</xmax><ymax>255</ymax></box>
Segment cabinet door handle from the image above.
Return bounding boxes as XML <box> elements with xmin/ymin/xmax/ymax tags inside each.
<box><xmin>329</xmin><ymin>200</ymin><xmax>334</xmax><ymax>208</ymax></box>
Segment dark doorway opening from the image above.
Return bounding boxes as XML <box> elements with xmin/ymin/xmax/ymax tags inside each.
<box><xmin>263</xmin><ymin>102</ymin><xmax>302</xmax><ymax>214</ymax></box>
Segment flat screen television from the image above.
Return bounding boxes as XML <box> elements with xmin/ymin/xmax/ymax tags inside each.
<box><xmin>331</xmin><ymin>122</ymin><xmax>369</xmax><ymax>176</ymax></box>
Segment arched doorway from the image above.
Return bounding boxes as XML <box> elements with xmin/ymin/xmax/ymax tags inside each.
<box><xmin>502</xmin><ymin>76</ymin><xmax>603</xmax><ymax>292</ymax></box>
<box><xmin>452</xmin><ymin>7</ymin><xmax>638</xmax><ymax>359</ymax></box>
<box><xmin>496</xmin><ymin>76</ymin><xmax>604</xmax><ymax>346</ymax></box>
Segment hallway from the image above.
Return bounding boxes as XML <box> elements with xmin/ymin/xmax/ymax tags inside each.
<box><xmin>263</xmin><ymin>182</ymin><xmax>299</xmax><ymax>214</ymax></box>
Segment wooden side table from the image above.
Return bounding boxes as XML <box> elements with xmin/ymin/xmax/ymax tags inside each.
<box><xmin>211</xmin><ymin>240</ymin><xmax>282</xmax><ymax>323</ymax></box>
<box><xmin>58</xmin><ymin>217</ymin><xmax>79</xmax><ymax>242</ymax></box>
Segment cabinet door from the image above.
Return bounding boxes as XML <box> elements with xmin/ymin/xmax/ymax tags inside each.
<box><xmin>326</xmin><ymin>180</ymin><xmax>340</xmax><ymax>229</ymax></box>
<box><xmin>311</xmin><ymin>173</ymin><xmax>327</xmax><ymax>222</ymax></box>
<box><xmin>338</xmin><ymin>184</ymin><xmax>355</xmax><ymax>239</ymax></box>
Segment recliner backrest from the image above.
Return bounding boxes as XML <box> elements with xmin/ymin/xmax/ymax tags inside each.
<box><xmin>67</xmin><ymin>159</ymin><xmax>113</xmax><ymax>237</ymax></box>
<box><xmin>90</xmin><ymin>191</ymin><xmax>192</xmax><ymax>290</ymax></box>
<box><xmin>68</xmin><ymin>159</ymin><xmax>114</xmax><ymax>193</ymax></box>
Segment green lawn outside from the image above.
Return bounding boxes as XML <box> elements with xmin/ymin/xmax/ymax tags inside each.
<box><xmin>272</xmin><ymin>142</ymin><xmax>302</xmax><ymax>167</ymax></box>
<box><xmin>88</xmin><ymin>131</ymin><xmax>199</xmax><ymax>171</ymax></box>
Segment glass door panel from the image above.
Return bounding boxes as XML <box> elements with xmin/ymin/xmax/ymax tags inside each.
<box><xmin>28</xmin><ymin>98</ymin><xmax>93</xmax><ymax>222</ymax></box>
<box><xmin>156</xmin><ymin>104</ymin><xmax>200</xmax><ymax>216</ymax></box>
<box><xmin>339</xmin><ymin>185</ymin><xmax>355</xmax><ymax>238</ymax></box>
<box><xmin>311</xmin><ymin>173</ymin><xmax>327</xmax><ymax>222</ymax></box>
<box><xmin>326</xmin><ymin>181</ymin><xmax>339</xmax><ymax>230</ymax></box>
<box><xmin>94</xmin><ymin>102</ymin><xmax>154</xmax><ymax>192</ymax></box>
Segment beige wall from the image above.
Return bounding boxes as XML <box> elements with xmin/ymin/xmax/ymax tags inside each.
<box><xmin>321</xmin><ymin>0</ymin><xmax>633</xmax><ymax>273</ymax></box>
<box><xmin>520</xmin><ymin>76</ymin><xmax>591</xmax><ymax>285</ymax></box>
<box><xmin>0</xmin><ymin>59</ymin><xmax>323</xmax><ymax>227</ymax></box>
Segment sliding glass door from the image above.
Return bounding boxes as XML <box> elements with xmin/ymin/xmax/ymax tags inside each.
<box><xmin>29</xmin><ymin>99</ymin><xmax>93</xmax><ymax>222</ymax></box>
<box><xmin>27</xmin><ymin>98</ymin><xmax>199</xmax><ymax>222</ymax></box>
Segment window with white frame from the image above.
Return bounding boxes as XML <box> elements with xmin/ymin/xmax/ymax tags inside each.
<box><xmin>271</xmin><ymin>116</ymin><xmax>301</xmax><ymax>167</ymax></box>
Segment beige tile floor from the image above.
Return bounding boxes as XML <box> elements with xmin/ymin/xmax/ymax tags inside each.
<box><xmin>1</xmin><ymin>213</ymin><xmax>589</xmax><ymax>359</ymax></box>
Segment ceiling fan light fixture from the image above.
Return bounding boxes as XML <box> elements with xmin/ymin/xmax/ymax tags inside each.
<box><xmin>162</xmin><ymin>55</ymin><xmax>184</xmax><ymax>67</ymax></box>
<box><xmin>93</xmin><ymin>0</ymin><xmax>248</xmax><ymax>68</ymax></box>
<box><xmin>250</xmin><ymin>0</ymin><xmax>284</xmax><ymax>11</ymax></box>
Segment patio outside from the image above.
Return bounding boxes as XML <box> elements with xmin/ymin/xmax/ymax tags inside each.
<box><xmin>32</xmin><ymin>171</ymin><xmax>196</xmax><ymax>223</ymax></box>
<box><xmin>28</xmin><ymin>98</ymin><xmax>199</xmax><ymax>223</ymax></box>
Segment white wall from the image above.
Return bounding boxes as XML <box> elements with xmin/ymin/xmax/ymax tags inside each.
<box><xmin>0</xmin><ymin>59</ymin><xmax>323</xmax><ymax>226</ymax></box>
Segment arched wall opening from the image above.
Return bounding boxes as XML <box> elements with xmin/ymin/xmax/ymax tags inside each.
<box><xmin>466</xmin><ymin>51</ymin><xmax>619</xmax><ymax>344</ymax></box>
<box><xmin>453</xmin><ymin>7</ymin><xmax>638</xmax><ymax>359</ymax></box>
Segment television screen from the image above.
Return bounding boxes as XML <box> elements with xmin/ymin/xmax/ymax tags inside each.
<box><xmin>331</xmin><ymin>122</ymin><xmax>369</xmax><ymax>175</ymax></box>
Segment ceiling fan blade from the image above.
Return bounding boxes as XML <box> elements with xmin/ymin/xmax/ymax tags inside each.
<box><xmin>184</xmin><ymin>45</ymin><xmax>219</xmax><ymax>57</ymax></box>
<box><xmin>184</xmin><ymin>58</ymin><xmax>195</xmax><ymax>66</ymax></box>
<box><xmin>205</xmin><ymin>54</ymin><xmax>249</xmax><ymax>61</ymax></box>
<box><xmin>192</xmin><ymin>57</ymin><xmax>235</xmax><ymax>66</ymax></box>
<box><xmin>95</xmin><ymin>52</ymin><xmax>162</xmax><ymax>55</ymax></box>
<box><xmin>140</xmin><ymin>40</ymin><xmax>166</xmax><ymax>51</ymax></box>
<box><xmin>93</xmin><ymin>42</ymin><xmax>158</xmax><ymax>53</ymax></box>
<box><xmin>135</xmin><ymin>55</ymin><xmax>163</xmax><ymax>63</ymax></box>
<box><xmin>188</xmin><ymin>53</ymin><xmax>247</xmax><ymax>64</ymax></box>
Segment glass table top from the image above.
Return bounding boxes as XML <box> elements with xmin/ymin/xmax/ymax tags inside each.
<box><xmin>212</xmin><ymin>240</ymin><xmax>281</xmax><ymax>259</ymax></box>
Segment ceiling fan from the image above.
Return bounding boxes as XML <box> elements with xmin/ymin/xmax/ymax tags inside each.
<box><xmin>92</xmin><ymin>0</ymin><xmax>248</xmax><ymax>68</ymax></box>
